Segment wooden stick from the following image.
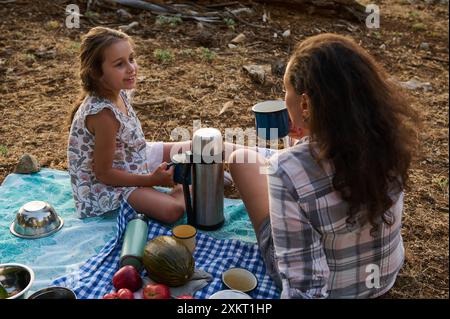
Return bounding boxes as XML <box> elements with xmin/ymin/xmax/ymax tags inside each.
<box><xmin>205</xmin><ymin>1</ymin><xmax>243</xmax><ymax>8</ymax></box>
<box><xmin>422</xmin><ymin>56</ymin><xmax>449</xmax><ymax>64</ymax></box>
<box><xmin>225</xmin><ymin>8</ymin><xmax>268</xmax><ymax>29</ymax></box>
<box><xmin>132</xmin><ymin>98</ymin><xmax>169</xmax><ymax>107</ymax></box>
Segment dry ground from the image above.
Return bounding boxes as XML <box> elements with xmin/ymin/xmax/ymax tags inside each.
<box><xmin>0</xmin><ymin>0</ymin><xmax>448</xmax><ymax>298</ymax></box>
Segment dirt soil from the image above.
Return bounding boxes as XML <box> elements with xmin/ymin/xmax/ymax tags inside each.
<box><xmin>0</xmin><ymin>0</ymin><xmax>448</xmax><ymax>298</ymax></box>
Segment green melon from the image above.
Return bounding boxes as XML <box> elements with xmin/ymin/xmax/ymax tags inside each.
<box><xmin>142</xmin><ymin>235</ymin><xmax>195</xmax><ymax>287</ymax></box>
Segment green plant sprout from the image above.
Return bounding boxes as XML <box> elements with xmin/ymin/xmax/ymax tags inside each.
<box><xmin>199</xmin><ymin>47</ymin><xmax>216</xmax><ymax>62</ymax></box>
<box><xmin>156</xmin><ymin>15</ymin><xmax>183</xmax><ymax>27</ymax></box>
<box><xmin>432</xmin><ymin>176</ymin><xmax>449</xmax><ymax>195</ymax></box>
<box><xmin>153</xmin><ymin>49</ymin><xmax>174</xmax><ymax>64</ymax></box>
<box><xmin>0</xmin><ymin>145</ymin><xmax>8</xmax><ymax>157</ymax></box>
<box><xmin>224</xmin><ymin>18</ymin><xmax>236</xmax><ymax>30</ymax></box>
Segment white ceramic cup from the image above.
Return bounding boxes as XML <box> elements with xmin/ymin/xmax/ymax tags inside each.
<box><xmin>222</xmin><ymin>267</ymin><xmax>258</xmax><ymax>293</ymax></box>
<box><xmin>208</xmin><ymin>289</ymin><xmax>252</xmax><ymax>299</ymax></box>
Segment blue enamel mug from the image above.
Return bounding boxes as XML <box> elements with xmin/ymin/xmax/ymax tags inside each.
<box><xmin>252</xmin><ymin>100</ymin><xmax>289</xmax><ymax>140</ymax></box>
<box><xmin>169</xmin><ymin>152</ymin><xmax>192</xmax><ymax>185</ymax></box>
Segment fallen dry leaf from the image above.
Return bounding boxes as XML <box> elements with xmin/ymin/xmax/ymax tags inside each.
<box><xmin>219</xmin><ymin>101</ymin><xmax>234</xmax><ymax>116</ymax></box>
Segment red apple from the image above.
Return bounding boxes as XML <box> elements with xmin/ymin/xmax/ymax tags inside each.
<box><xmin>112</xmin><ymin>265</ymin><xmax>143</xmax><ymax>292</ymax></box>
<box><xmin>177</xmin><ymin>295</ymin><xmax>195</xmax><ymax>299</ymax></box>
<box><xmin>103</xmin><ymin>292</ymin><xmax>119</xmax><ymax>299</ymax></box>
<box><xmin>117</xmin><ymin>288</ymin><xmax>135</xmax><ymax>299</ymax></box>
<box><xmin>142</xmin><ymin>283</ymin><xmax>171</xmax><ymax>299</ymax></box>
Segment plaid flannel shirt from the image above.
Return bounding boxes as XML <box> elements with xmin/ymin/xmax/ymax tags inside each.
<box><xmin>267</xmin><ymin>137</ymin><xmax>405</xmax><ymax>299</ymax></box>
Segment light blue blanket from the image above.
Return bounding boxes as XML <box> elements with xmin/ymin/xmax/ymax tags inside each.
<box><xmin>0</xmin><ymin>169</ymin><xmax>118</xmax><ymax>294</ymax></box>
<box><xmin>0</xmin><ymin>169</ymin><xmax>269</xmax><ymax>296</ymax></box>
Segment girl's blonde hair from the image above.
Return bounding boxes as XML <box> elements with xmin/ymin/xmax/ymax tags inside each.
<box><xmin>67</xmin><ymin>27</ymin><xmax>133</xmax><ymax>128</ymax></box>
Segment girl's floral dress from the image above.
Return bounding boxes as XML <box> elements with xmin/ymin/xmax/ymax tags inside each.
<box><xmin>67</xmin><ymin>90</ymin><xmax>161</xmax><ymax>218</ymax></box>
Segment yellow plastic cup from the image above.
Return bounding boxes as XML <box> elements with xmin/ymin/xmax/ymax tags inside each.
<box><xmin>171</xmin><ymin>224</ymin><xmax>197</xmax><ymax>254</ymax></box>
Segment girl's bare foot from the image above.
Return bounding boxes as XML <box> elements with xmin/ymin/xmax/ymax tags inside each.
<box><xmin>169</xmin><ymin>184</ymin><xmax>184</xmax><ymax>195</ymax></box>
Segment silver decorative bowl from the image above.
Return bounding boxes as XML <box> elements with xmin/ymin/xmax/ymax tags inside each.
<box><xmin>10</xmin><ymin>201</ymin><xmax>64</xmax><ymax>239</ymax></box>
<box><xmin>0</xmin><ymin>263</ymin><xmax>35</xmax><ymax>299</ymax></box>
<box><xmin>28</xmin><ymin>286</ymin><xmax>77</xmax><ymax>299</ymax></box>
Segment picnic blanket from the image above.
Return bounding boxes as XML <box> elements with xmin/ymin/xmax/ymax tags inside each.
<box><xmin>0</xmin><ymin>168</ymin><xmax>280</xmax><ymax>298</ymax></box>
<box><xmin>0</xmin><ymin>169</ymin><xmax>118</xmax><ymax>293</ymax></box>
<box><xmin>52</xmin><ymin>200</ymin><xmax>281</xmax><ymax>299</ymax></box>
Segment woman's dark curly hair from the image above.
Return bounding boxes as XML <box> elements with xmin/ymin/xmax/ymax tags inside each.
<box><xmin>287</xmin><ymin>33</ymin><xmax>420</xmax><ymax>234</ymax></box>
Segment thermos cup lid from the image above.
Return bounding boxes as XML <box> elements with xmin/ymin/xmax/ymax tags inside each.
<box><xmin>192</xmin><ymin>128</ymin><xmax>223</xmax><ymax>162</ymax></box>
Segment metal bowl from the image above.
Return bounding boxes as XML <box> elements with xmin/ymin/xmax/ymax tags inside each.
<box><xmin>0</xmin><ymin>263</ymin><xmax>35</xmax><ymax>299</ymax></box>
<box><xmin>28</xmin><ymin>286</ymin><xmax>77</xmax><ymax>299</ymax></box>
<box><xmin>10</xmin><ymin>201</ymin><xmax>64</xmax><ymax>239</ymax></box>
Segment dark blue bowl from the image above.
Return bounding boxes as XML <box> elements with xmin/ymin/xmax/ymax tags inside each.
<box><xmin>252</xmin><ymin>100</ymin><xmax>289</xmax><ymax>140</ymax></box>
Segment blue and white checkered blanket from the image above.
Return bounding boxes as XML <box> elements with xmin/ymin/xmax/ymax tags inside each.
<box><xmin>52</xmin><ymin>200</ymin><xmax>280</xmax><ymax>299</ymax></box>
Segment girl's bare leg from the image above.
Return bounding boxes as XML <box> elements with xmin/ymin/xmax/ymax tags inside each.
<box><xmin>227</xmin><ymin>148</ymin><xmax>269</xmax><ymax>233</ymax></box>
<box><xmin>127</xmin><ymin>184</ymin><xmax>185</xmax><ymax>224</ymax></box>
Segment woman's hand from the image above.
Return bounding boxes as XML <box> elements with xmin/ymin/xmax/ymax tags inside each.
<box><xmin>150</xmin><ymin>162</ymin><xmax>175</xmax><ymax>187</ymax></box>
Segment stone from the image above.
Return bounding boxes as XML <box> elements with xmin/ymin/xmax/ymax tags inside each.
<box><xmin>14</xmin><ymin>154</ymin><xmax>40</xmax><ymax>174</ymax></box>
<box><xmin>419</xmin><ymin>42</ymin><xmax>430</xmax><ymax>50</ymax></box>
<box><xmin>116</xmin><ymin>9</ymin><xmax>132</xmax><ymax>21</ymax></box>
<box><xmin>398</xmin><ymin>77</ymin><xmax>433</xmax><ymax>92</ymax></box>
<box><xmin>231</xmin><ymin>33</ymin><xmax>246</xmax><ymax>44</ymax></box>
<box><xmin>282</xmin><ymin>29</ymin><xmax>291</xmax><ymax>38</ymax></box>
<box><xmin>271</xmin><ymin>59</ymin><xmax>286</xmax><ymax>78</ymax></box>
<box><xmin>242</xmin><ymin>64</ymin><xmax>271</xmax><ymax>84</ymax></box>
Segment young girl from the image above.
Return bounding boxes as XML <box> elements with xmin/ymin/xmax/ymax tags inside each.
<box><xmin>228</xmin><ymin>33</ymin><xmax>419</xmax><ymax>298</ymax></box>
<box><xmin>67</xmin><ymin>27</ymin><xmax>190</xmax><ymax>222</ymax></box>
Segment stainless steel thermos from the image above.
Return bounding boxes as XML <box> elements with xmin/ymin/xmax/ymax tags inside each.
<box><xmin>174</xmin><ymin>128</ymin><xmax>225</xmax><ymax>230</ymax></box>
<box><xmin>119</xmin><ymin>214</ymin><xmax>148</xmax><ymax>270</ymax></box>
<box><xmin>192</xmin><ymin>128</ymin><xmax>224</xmax><ymax>230</ymax></box>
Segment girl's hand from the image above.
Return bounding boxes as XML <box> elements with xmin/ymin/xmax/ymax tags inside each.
<box><xmin>288</xmin><ymin>118</ymin><xmax>305</xmax><ymax>140</ymax></box>
<box><xmin>150</xmin><ymin>162</ymin><xmax>174</xmax><ymax>187</ymax></box>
